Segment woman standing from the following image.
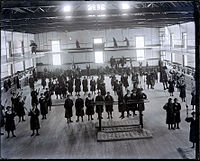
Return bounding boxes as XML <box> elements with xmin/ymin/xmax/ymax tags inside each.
<box><xmin>75</xmin><ymin>77</ymin><xmax>81</xmax><ymax>96</ymax></box>
<box><xmin>68</xmin><ymin>78</ymin><xmax>74</xmax><ymax>96</ymax></box>
<box><xmin>82</xmin><ymin>76</ymin><xmax>88</xmax><ymax>95</ymax></box>
<box><xmin>28</xmin><ymin>104</ymin><xmax>40</xmax><ymax>136</ymax></box>
<box><xmin>64</xmin><ymin>95</ymin><xmax>74</xmax><ymax>123</ymax></box>
<box><xmin>5</xmin><ymin>106</ymin><xmax>16</xmax><ymax>138</ymax></box>
<box><xmin>90</xmin><ymin>77</ymin><xmax>96</xmax><ymax>95</ymax></box>
<box><xmin>163</xmin><ymin>98</ymin><xmax>175</xmax><ymax>130</ymax></box>
<box><xmin>39</xmin><ymin>93</ymin><xmax>48</xmax><ymax>119</ymax></box>
<box><xmin>16</xmin><ymin>96</ymin><xmax>26</xmax><ymax>122</ymax></box>
<box><xmin>179</xmin><ymin>80</ymin><xmax>186</xmax><ymax>102</ymax></box>
<box><xmin>185</xmin><ymin>112</ymin><xmax>197</xmax><ymax>148</ymax></box>
<box><xmin>105</xmin><ymin>92</ymin><xmax>114</xmax><ymax>119</ymax></box>
<box><xmin>85</xmin><ymin>93</ymin><xmax>94</xmax><ymax>121</ymax></box>
<box><xmin>75</xmin><ymin>94</ymin><xmax>84</xmax><ymax>122</ymax></box>
<box><xmin>168</xmin><ymin>78</ymin><xmax>175</xmax><ymax>96</ymax></box>
<box><xmin>173</xmin><ymin>98</ymin><xmax>181</xmax><ymax>129</ymax></box>
<box><xmin>41</xmin><ymin>76</ymin><xmax>46</xmax><ymax>89</ymax></box>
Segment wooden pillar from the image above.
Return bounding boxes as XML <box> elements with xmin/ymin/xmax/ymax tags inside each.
<box><xmin>194</xmin><ymin>1</ymin><xmax>200</xmax><ymax>159</ymax></box>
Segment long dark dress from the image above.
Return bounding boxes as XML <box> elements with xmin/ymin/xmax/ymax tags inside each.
<box><xmin>5</xmin><ymin>112</ymin><xmax>16</xmax><ymax>131</ymax></box>
<box><xmin>185</xmin><ymin>117</ymin><xmax>197</xmax><ymax>143</ymax></box>
<box><xmin>44</xmin><ymin>91</ymin><xmax>52</xmax><ymax>107</ymax></box>
<box><xmin>130</xmin><ymin>93</ymin><xmax>138</xmax><ymax>111</ymax></box>
<box><xmin>39</xmin><ymin>97</ymin><xmax>48</xmax><ymax>115</ymax></box>
<box><xmin>85</xmin><ymin>97</ymin><xmax>95</xmax><ymax>115</ymax></box>
<box><xmin>41</xmin><ymin>77</ymin><xmax>46</xmax><ymax>88</ymax></box>
<box><xmin>123</xmin><ymin>75</ymin><xmax>129</xmax><ymax>88</ymax></box>
<box><xmin>168</xmin><ymin>80</ymin><xmax>175</xmax><ymax>93</ymax></box>
<box><xmin>68</xmin><ymin>79</ymin><xmax>74</xmax><ymax>94</ymax></box>
<box><xmin>105</xmin><ymin>95</ymin><xmax>114</xmax><ymax>112</ymax></box>
<box><xmin>95</xmin><ymin>95</ymin><xmax>104</xmax><ymax>113</ymax></box>
<box><xmin>11</xmin><ymin>96</ymin><xmax>18</xmax><ymax>113</ymax></box>
<box><xmin>100</xmin><ymin>83</ymin><xmax>106</xmax><ymax>96</ymax></box>
<box><xmin>55</xmin><ymin>84</ymin><xmax>61</xmax><ymax>95</ymax></box>
<box><xmin>124</xmin><ymin>94</ymin><xmax>132</xmax><ymax>111</ymax></box>
<box><xmin>173</xmin><ymin>102</ymin><xmax>181</xmax><ymax>123</ymax></box>
<box><xmin>31</xmin><ymin>91</ymin><xmax>39</xmax><ymax>106</ymax></box>
<box><xmin>28</xmin><ymin>108</ymin><xmax>40</xmax><ymax>130</ymax></box>
<box><xmin>163</xmin><ymin>102</ymin><xmax>175</xmax><ymax>124</ymax></box>
<box><xmin>64</xmin><ymin>98</ymin><xmax>74</xmax><ymax>118</ymax></box>
<box><xmin>90</xmin><ymin>80</ymin><xmax>96</xmax><ymax>92</ymax></box>
<box><xmin>82</xmin><ymin>79</ymin><xmax>88</xmax><ymax>93</ymax></box>
<box><xmin>136</xmin><ymin>92</ymin><xmax>147</xmax><ymax>111</ymax></box>
<box><xmin>75</xmin><ymin>98</ymin><xmax>84</xmax><ymax>117</ymax></box>
<box><xmin>118</xmin><ymin>92</ymin><xmax>125</xmax><ymax>112</ymax></box>
<box><xmin>179</xmin><ymin>84</ymin><xmax>186</xmax><ymax>99</ymax></box>
<box><xmin>75</xmin><ymin>78</ymin><xmax>81</xmax><ymax>92</ymax></box>
<box><xmin>16</xmin><ymin>100</ymin><xmax>25</xmax><ymax>117</ymax></box>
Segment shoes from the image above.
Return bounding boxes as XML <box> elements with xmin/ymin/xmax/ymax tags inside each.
<box><xmin>36</xmin><ymin>133</ymin><xmax>40</xmax><ymax>136</ymax></box>
<box><xmin>91</xmin><ymin>118</ymin><xmax>94</xmax><ymax>120</ymax></box>
<box><xmin>31</xmin><ymin>133</ymin><xmax>35</xmax><ymax>136</ymax></box>
<box><xmin>12</xmin><ymin>135</ymin><xmax>16</xmax><ymax>137</ymax></box>
<box><xmin>70</xmin><ymin>120</ymin><xmax>73</xmax><ymax>122</ymax></box>
<box><xmin>177</xmin><ymin>127</ymin><xmax>180</xmax><ymax>129</ymax></box>
<box><xmin>22</xmin><ymin>119</ymin><xmax>25</xmax><ymax>121</ymax></box>
<box><xmin>107</xmin><ymin>117</ymin><xmax>110</xmax><ymax>119</ymax></box>
<box><xmin>76</xmin><ymin>120</ymin><xmax>79</xmax><ymax>122</ymax></box>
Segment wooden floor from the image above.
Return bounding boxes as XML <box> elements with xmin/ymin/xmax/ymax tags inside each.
<box><xmin>1</xmin><ymin>74</ymin><xmax>195</xmax><ymax>159</ymax></box>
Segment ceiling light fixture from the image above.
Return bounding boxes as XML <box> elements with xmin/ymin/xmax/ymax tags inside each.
<box><xmin>64</xmin><ymin>5</ymin><xmax>71</xmax><ymax>12</ymax></box>
<box><xmin>122</xmin><ymin>3</ymin><xmax>130</xmax><ymax>10</ymax></box>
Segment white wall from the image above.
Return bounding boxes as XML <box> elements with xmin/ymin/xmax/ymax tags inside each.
<box><xmin>1</xmin><ymin>30</ymin><xmax>35</xmax><ymax>78</ymax></box>
<box><xmin>161</xmin><ymin>22</ymin><xmax>195</xmax><ymax>67</ymax></box>
<box><xmin>34</xmin><ymin>28</ymin><xmax>160</xmax><ymax>69</ymax></box>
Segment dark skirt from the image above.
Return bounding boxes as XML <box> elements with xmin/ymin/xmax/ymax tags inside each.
<box><xmin>105</xmin><ymin>105</ymin><xmax>113</xmax><ymax>112</ymax></box>
<box><xmin>174</xmin><ymin>112</ymin><xmax>181</xmax><ymax>123</ymax></box>
<box><xmin>86</xmin><ymin>106</ymin><xmax>94</xmax><ymax>115</ymax></box>
<box><xmin>90</xmin><ymin>85</ymin><xmax>96</xmax><ymax>92</ymax></box>
<box><xmin>166</xmin><ymin>112</ymin><xmax>175</xmax><ymax>124</ymax></box>
<box><xmin>76</xmin><ymin>109</ymin><xmax>84</xmax><ymax>117</ymax></box>
<box><xmin>5</xmin><ymin>116</ymin><xmax>16</xmax><ymax>131</ymax></box>
<box><xmin>30</xmin><ymin>117</ymin><xmax>40</xmax><ymax>130</ymax></box>
<box><xmin>96</xmin><ymin>106</ymin><xmax>104</xmax><ymax>113</ymax></box>
<box><xmin>118</xmin><ymin>102</ymin><xmax>125</xmax><ymax>112</ymax></box>
<box><xmin>65</xmin><ymin>109</ymin><xmax>73</xmax><ymax>118</ymax></box>
<box><xmin>179</xmin><ymin>88</ymin><xmax>186</xmax><ymax>98</ymax></box>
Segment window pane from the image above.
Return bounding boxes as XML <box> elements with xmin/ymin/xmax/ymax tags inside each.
<box><xmin>94</xmin><ymin>38</ymin><xmax>103</xmax><ymax>44</ymax></box>
<box><xmin>53</xmin><ymin>54</ymin><xmax>61</xmax><ymax>65</ymax></box>
<box><xmin>172</xmin><ymin>53</ymin><xmax>175</xmax><ymax>62</ymax></box>
<box><xmin>52</xmin><ymin>41</ymin><xmax>60</xmax><ymax>52</ymax></box>
<box><xmin>137</xmin><ymin>50</ymin><xmax>144</xmax><ymax>61</ymax></box>
<box><xmin>95</xmin><ymin>51</ymin><xmax>103</xmax><ymax>63</ymax></box>
<box><xmin>182</xmin><ymin>33</ymin><xmax>187</xmax><ymax>49</ymax></box>
<box><xmin>136</xmin><ymin>36</ymin><xmax>144</xmax><ymax>48</ymax></box>
<box><xmin>170</xmin><ymin>34</ymin><xmax>174</xmax><ymax>48</ymax></box>
<box><xmin>184</xmin><ymin>55</ymin><xmax>188</xmax><ymax>66</ymax></box>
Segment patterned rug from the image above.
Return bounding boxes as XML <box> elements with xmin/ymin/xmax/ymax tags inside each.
<box><xmin>97</xmin><ymin>127</ymin><xmax>153</xmax><ymax>142</ymax></box>
<box><xmin>95</xmin><ymin>118</ymin><xmax>140</xmax><ymax>128</ymax></box>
